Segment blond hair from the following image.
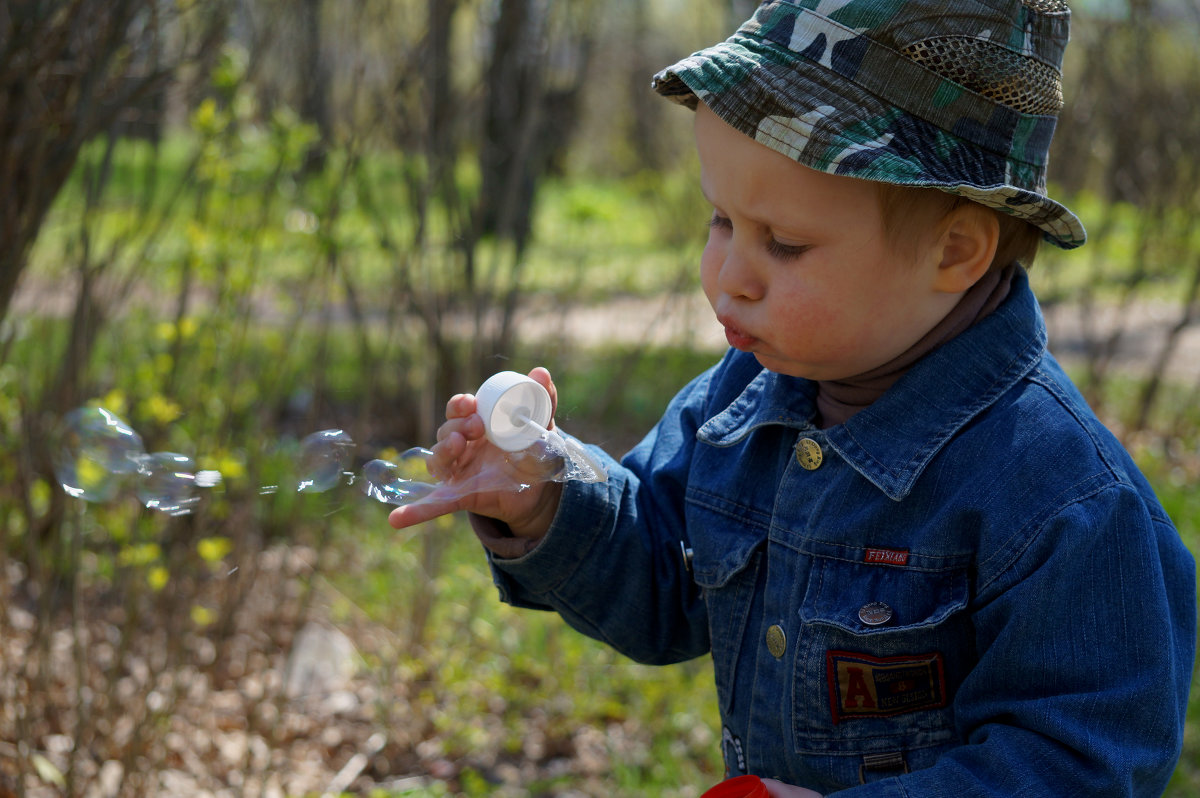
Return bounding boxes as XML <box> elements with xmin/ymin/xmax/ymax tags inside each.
<box><xmin>875</xmin><ymin>183</ymin><xmax>1043</xmax><ymax>271</ymax></box>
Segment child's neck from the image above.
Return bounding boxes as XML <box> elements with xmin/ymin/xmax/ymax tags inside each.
<box><xmin>815</xmin><ymin>263</ymin><xmax>1017</xmax><ymax>429</ymax></box>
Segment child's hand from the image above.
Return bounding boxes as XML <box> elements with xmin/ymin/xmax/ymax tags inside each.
<box><xmin>760</xmin><ymin>780</ymin><xmax>823</xmax><ymax>798</ymax></box>
<box><xmin>387</xmin><ymin>367</ymin><xmax>563</xmax><ymax>542</ymax></box>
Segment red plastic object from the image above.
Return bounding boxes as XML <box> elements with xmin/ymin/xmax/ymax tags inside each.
<box><xmin>701</xmin><ymin>774</ymin><xmax>769</xmax><ymax>798</ymax></box>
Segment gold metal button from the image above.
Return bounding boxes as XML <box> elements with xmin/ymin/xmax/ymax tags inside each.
<box><xmin>795</xmin><ymin>437</ymin><xmax>823</xmax><ymax>470</ymax></box>
<box><xmin>766</xmin><ymin>624</ymin><xmax>787</xmax><ymax>658</ymax></box>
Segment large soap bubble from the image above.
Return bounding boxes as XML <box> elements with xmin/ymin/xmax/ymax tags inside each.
<box><xmin>296</xmin><ymin>429</ymin><xmax>355</xmax><ymax>493</ymax></box>
<box><xmin>54</xmin><ymin>407</ymin><xmax>147</xmax><ymax>502</ymax></box>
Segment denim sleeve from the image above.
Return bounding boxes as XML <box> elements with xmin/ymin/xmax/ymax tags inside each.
<box><xmin>828</xmin><ymin>483</ymin><xmax>1196</xmax><ymax>798</ymax></box>
<box><xmin>484</xmin><ymin>367</ymin><xmax>723</xmax><ymax>665</ymax></box>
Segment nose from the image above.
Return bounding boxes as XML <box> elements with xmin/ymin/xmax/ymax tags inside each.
<box><xmin>714</xmin><ymin>239</ymin><xmax>764</xmax><ymax>301</ymax></box>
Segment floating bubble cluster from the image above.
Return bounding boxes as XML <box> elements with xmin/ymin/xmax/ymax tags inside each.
<box><xmin>53</xmin><ymin>396</ymin><xmax>605</xmax><ymax>517</ymax></box>
<box><xmin>53</xmin><ymin>407</ymin><xmax>221</xmax><ymax>516</ymax></box>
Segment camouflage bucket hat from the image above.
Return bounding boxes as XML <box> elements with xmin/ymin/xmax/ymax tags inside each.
<box><xmin>653</xmin><ymin>0</ymin><xmax>1086</xmax><ymax>249</ymax></box>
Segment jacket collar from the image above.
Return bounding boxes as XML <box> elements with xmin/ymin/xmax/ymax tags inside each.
<box><xmin>697</xmin><ymin>268</ymin><xmax>1047</xmax><ymax>500</ymax></box>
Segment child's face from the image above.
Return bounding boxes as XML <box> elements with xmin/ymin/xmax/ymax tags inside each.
<box><xmin>695</xmin><ymin>103</ymin><xmax>962</xmax><ymax>382</ymax></box>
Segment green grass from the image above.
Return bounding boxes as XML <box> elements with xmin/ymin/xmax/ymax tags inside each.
<box><xmin>322</xmin><ymin>509</ymin><xmax>725</xmax><ymax>797</ymax></box>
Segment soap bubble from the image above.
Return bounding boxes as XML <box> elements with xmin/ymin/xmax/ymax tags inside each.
<box><xmin>501</xmin><ymin>423</ymin><xmax>607</xmax><ymax>486</ymax></box>
<box><xmin>136</xmin><ymin>452</ymin><xmax>200</xmax><ymax>516</ymax></box>
<box><xmin>195</xmin><ymin>470</ymin><xmax>223</xmax><ymax>488</ymax></box>
<box><xmin>361</xmin><ymin>448</ymin><xmax>438</xmax><ymax>506</ymax></box>
<box><xmin>296</xmin><ymin>429</ymin><xmax>355</xmax><ymax>493</ymax></box>
<box><xmin>54</xmin><ymin>407</ymin><xmax>147</xmax><ymax>502</ymax></box>
<box><xmin>51</xmin><ymin>373</ymin><xmax>609</xmax><ymax>517</ymax></box>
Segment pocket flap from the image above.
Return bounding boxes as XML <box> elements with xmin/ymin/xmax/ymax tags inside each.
<box><xmin>800</xmin><ymin>554</ymin><xmax>969</xmax><ymax>635</ymax></box>
<box><xmin>685</xmin><ymin>498</ymin><xmax>768</xmax><ymax>589</ymax></box>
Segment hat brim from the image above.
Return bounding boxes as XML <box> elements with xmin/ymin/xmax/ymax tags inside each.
<box><xmin>654</xmin><ymin>34</ymin><xmax>1086</xmax><ymax>250</ymax></box>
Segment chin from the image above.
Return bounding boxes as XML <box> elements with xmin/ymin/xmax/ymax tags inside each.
<box><xmin>754</xmin><ymin>354</ymin><xmax>843</xmax><ymax>382</ymax></box>
<box><xmin>754</xmin><ymin>354</ymin><xmax>807</xmax><ymax>379</ymax></box>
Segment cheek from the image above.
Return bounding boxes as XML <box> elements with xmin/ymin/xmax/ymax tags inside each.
<box><xmin>700</xmin><ymin>240</ymin><xmax>723</xmax><ymax>294</ymax></box>
<box><xmin>769</xmin><ymin>282</ymin><xmax>863</xmax><ymax>350</ymax></box>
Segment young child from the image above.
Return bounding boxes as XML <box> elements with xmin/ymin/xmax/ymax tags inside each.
<box><xmin>390</xmin><ymin>1</ymin><xmax>1197</xmax><ymax>795</ymax></box>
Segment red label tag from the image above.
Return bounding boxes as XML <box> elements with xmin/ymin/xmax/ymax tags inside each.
<box><xmin>826</xmin><ymin>650</ymin><xmax>947</xmax><ymax>724</ymax></box>
<box><xmin>863</xmin><ymin>547</ymin><xmax>909</xmax><ymax>566</ymax></box>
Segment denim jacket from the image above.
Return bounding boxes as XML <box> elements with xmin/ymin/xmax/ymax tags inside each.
<box><xmin>486</xmin><ymin>270</ymin><xmax>1196</xmax><ymax>796</ymax></box>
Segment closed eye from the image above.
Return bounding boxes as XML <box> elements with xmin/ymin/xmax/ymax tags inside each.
<box><xmin>766</xmin><ymin>239</ymin><xmax>810</xmax><ymax>260</ymax></box>
<box><xmin>709</xmin><ymin>213</ymin><xmax>809</xmax><ymax>261</ymax></box>
<box><xmin>708</xmin><ymin>214</ymin><xmax>732</xmax><ymax>232</ymax></box>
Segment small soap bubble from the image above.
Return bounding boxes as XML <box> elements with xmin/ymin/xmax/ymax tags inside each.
<box><xmin>54</xmin><ymin>407</ymin><xmax>147</xmax><ymax>502</ymax></box>
<box><xmin>195</xmin><ymin>470</ymin><xmax>223</xmax><ymax>489</ymax></box>
<box><xmin>136</xmin><ymin>452</ymin><xmax>200</xmax><ymax>516</ymax></box>
<box><xmin>296</xmin><ymin>429</ymin><xmax>355</xmax><ymax>493</ymax></box>
<box><xmin>361</xmin><ymin>448</ymin><xmax>437</xmax><ymax>506</ymax></box>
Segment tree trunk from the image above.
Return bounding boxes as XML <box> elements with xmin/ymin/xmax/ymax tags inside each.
<box><xmin>298</xmin><ymin>0</ymin><xmax>332</xmax><ymax>173</ymax></box>
<box><xmin>0</xmin><ymin>0</ymin><xmax>228</xmax><ymax>325</ymax></box>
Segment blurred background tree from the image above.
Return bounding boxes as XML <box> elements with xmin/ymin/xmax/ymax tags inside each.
<box><xmin>0</xmin><ymin>0</ymin><xmax>229</xmax><ymax>324</ymax></box>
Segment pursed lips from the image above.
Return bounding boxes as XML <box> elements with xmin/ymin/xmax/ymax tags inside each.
<box><xmin>717</xmin><ymin>314</ymin><xmax>758</xmax><ymax>351</ymax></box>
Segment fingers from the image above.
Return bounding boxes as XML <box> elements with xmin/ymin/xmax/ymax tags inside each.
<box><xmin>434</xmin><ymin>411</ymin><xmax>484</xmax><ymax>444</ymax></box>
<box><xmin>388</xmin><ymin>497</ymin><xmax>461</xmax><ymax>529</ymax></box>
<box><xmin>527</xmin><ymin>367</ymin><xmax>558</xmax><ymax>428</ymax></box>
<box><xmin>444</xmin><ymin>392</ymin><xmax>478</xmax><ymax>421</ymax></box>
<box><xmin>429</xmin><ymin>409</ymin><xmax>486</xmax><ymax>480</ymax></box>
<box><xmin>426</xmin><ymin>429</ymin><xmax>471</xmax><ymax>482</ymax></box>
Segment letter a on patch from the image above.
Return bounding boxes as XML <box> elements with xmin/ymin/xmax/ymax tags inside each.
<box><xmin>827</xmin><ymin>650</ymin><xmax>948</xmax><ymax>724</ymax></box>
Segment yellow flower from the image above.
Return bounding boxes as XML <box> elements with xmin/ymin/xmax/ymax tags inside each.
<box><xmin>197</xmin><ymin>536</ymin><xmax>233</xmax><ymax>564</ymax></box>
<box><xmin>141</xmin><ymin>394</ymin><xmax>183</xmax><ymax>426</ymax></box>
<box><xmin>215</xmin><ymin>453</ymin><xmax>245</xmax><ymax>481</ymax></box>
<box><xmin>98</xmin><ymin>389</ymin><xmax>127</xmax><ymax>417</ymax></box>
<box><xmin>148</xmin><ymin>567</ymin><xmax>170</xmax><ymax>592</ymax></box>
<box><xmin>191</xmin><ymin>605</ymin><xmax>216</xmax><ymax>627</ymax></box>
<box><xmin>119</xmin><ymin>542</ymin><xmax>162</xmax><ymax>568</ymax></box>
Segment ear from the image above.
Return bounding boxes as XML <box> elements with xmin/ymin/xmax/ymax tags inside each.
<box><xmin>930</xmin><ymin>205</ymin><xmax>999</xmax><ymax>294</ymax></box>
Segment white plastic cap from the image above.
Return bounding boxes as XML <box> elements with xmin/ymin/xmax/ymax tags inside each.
<box><xmin>475</xmin><ymin>371</ymin><xmax>553</xmax><ymax>452</ymax></box>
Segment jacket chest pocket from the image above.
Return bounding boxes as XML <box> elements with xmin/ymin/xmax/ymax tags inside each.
<box><xmin>686</xmin><ymin>496</ymin><xmax>769</xmax><ymax>704</ymax></box>
<box><xmin>792</xmin><ymin>551</ymin><xmax>971</xmax><ymax>761</ymax></box>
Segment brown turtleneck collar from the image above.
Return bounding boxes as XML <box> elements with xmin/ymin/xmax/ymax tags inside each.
<box><xmin>815</xmin><ymin>263</ymin><xmax>1017</xmax><ymax>429</ymax></box>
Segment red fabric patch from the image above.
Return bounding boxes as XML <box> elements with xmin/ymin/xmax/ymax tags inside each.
<box><xmin>826</xmin><ymin>650</ymin><xmax>947</xmax><ymax>724</ymax></box>
<box><xmin>863</xmin><ymin>547</ymin><xmax>909</xmax><ymax>566</ymax></box>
